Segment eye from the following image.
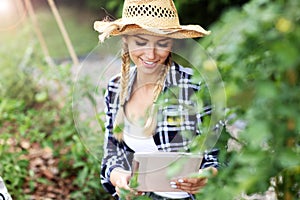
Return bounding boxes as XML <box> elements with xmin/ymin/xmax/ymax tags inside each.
<box><xmin>157</xmin><ymin>42</ymin><xmax>170</xmax><ymax>48</ymax></box>
<box><xmin>135</xmin><ymin>41</ymin><xmax>147</xmax><ymax>46</ymax></box>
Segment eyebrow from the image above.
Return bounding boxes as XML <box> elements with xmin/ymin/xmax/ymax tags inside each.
<box><xmin>133</xmin><ymin>35</ymin><xmax>171</xmax><ymax>42</ymax></box>
<box><xmin>134</xmin><ymin>35</ymin><xmax>148</xmax><ymax>41</ymax></box>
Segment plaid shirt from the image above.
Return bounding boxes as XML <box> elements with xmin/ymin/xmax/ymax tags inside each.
<box><xmin>101</xmin><ymin>62</ymin><xmax>219</xmax><ymax>199</ymax></box>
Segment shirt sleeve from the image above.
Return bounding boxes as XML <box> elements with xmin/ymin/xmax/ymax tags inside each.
<box><xmin>200</xmin><ymin>148</ymin><xmax>219</xmax><ymax>168</ymax></box>
<box><xmin>194</xmin><ymin>81</ymin><xmax>221</xmax><ymax>169</ymax></box>
<box><xmin>100</xmin><ymin>83</ymin><xmax>131</xmax><ymax>199</ymax></box>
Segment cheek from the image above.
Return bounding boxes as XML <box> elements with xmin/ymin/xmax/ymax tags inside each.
<box><xmin>128</xmin><ymin>50</ymin><xmax>141</xmax><ymax>64</ymax></box>
<box><xmin>128</xmin><ymin>44</ymin><xmax>143</xmax><ymax>57</ymax></box>
<box><xmin>157</xmin><ymin>49</ymin><xmax>171</xmax><ymax>60</ymax></box>
<box><xmin>129</xmin><ymin>48</ymin><xmax>141</xmax><ymax>55</ymax></box>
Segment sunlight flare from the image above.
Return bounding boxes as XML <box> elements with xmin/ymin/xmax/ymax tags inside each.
<box><xmin>0</xmin><ymin>0</ymin><xmax>12</xmax><ymax>14</ymax></box>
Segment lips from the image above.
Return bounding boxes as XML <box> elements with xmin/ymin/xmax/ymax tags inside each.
<box><xmin>141</xmin><ymin>58</ymin><xmax>158</xmax><ymax>68</ymax></box>
<box><xmin>144</xmin><ymin>61</ymin><xmax>155</xmax><ymax>65</ymax></box>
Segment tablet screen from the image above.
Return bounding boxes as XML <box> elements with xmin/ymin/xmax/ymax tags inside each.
<box><xmin>131</xmin><ymin>152</ymin><xmax>203</xmax><ymax>192</ymax></box>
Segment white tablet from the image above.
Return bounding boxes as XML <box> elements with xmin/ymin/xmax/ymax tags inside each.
<box><xmin>131</xmin><ymin>152</ymin><xmax>203</xmax><ymax>192</ymax></box>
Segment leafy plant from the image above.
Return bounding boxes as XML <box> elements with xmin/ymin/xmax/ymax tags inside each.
<box><xmin>193</xmin><ymin>0</ymin><xmax>300</xmax><ymax>199</ymax></box>
<box><xmin>0</xmin><ymin>22</ymin><xmax>109</xmax><ymax>200</ymax></box>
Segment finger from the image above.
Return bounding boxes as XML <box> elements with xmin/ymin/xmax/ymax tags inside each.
<box><xmin>136</xmin><ymin>192</ymin><xmax>146</xmax><ymax>196</ymax></box>
<box><xmin>174</xmin><ymin>184</ymin><xmax>204</xmax><ymax>194</ymax></box>
<box><xmin>186</xmin><ymin>177</ymin><xmax>207</xmax><ymax>186</ymax></box>
<box><xmin>173</xmin><ymin>178</ymin><xmax>207</xmax><ymax>186</ymax></box>
<box><xmin>116</xmin><ymin>179</ymin><xmax>131</xmax><ymax>190</ymax></box>
<box><xmin>116</xmin><ymin>187</ymin><xmax>137</xmax><ymax>200</ymax></box>
<box><xmin>116</xmin><ymin>180</ymin><xmax>133</xmax><ymax>198</ymax></box>
<box><xmin>176</xmin><ymin>181</ymin><xmax>205</xmax><ymax>190</ymax></box>
<box><xmin>170</xmin><ymin>178</ymin><xmax>207</xmax><ymax>193</ymax></box>
<box><xmin>173</xmin><ymin>185</ymin><xmax>200</xmax><ymax>194</ymax></box>
<box><xmin>115</xmin><ymin>186</ymin><xmax>121</xmax><ymax>196</ymax></box>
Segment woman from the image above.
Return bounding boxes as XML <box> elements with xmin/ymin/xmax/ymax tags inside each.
<box><xmin>94</xmin><ymin>0</ymin><xmax>219</xmax><ymax>199</ymax></box>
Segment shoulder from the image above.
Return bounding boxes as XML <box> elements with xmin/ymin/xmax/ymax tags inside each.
<box><xmin>106</xmin><ymin>67</ymin><xmax>136</xmax><ymax>98</ymax></box>
<box><xmin>169</xmin><ymin>62</ymin><xmax>197</xmax><ymax>83</ymax></box>
<box><xmin>167</xmin><ymin>62</ymin><xmax>201</xmax><ymax>90</ymax></box>
<box><xmin>172</xmin><ymin>62</ymin><xmax>194</xmax><ymax>76</ymax></box>
<box><xmin>107</xmin><ymin>66</ymin><xmax>136</xmax><ymax>88</ymax></box>
<box><xmin>105</xmin><ymin>73</ymin><xmax>121</xmax><ymax>102</ymax></box>
<box><xmin>107</xmin><ymin>73</ymin><xmax>121</xmax><ymax>89</ymax></box>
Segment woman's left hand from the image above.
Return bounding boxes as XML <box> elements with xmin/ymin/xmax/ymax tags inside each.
<box><xmin>170</xmin><ymin>167</ymin><xmax>217</xmax><ymax>194</ymax></box>
<box><xmin>170</xmin><ymin>177</ymin><xmax>208</xmax><ymax>194</ymax></box>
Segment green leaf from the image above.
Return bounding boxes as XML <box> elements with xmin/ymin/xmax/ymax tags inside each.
<box><xmin>113</xmin><ymin>123</ymin><xmax>124</xmax><ymax>134</ymax></box>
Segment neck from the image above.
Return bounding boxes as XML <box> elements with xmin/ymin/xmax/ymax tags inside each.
<box><xmin>135</xmin><ymin>72</ymin><xmax>159</xmax><ymax>88</ymax></box>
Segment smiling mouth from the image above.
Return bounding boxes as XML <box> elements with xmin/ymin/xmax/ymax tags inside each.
<box><xmin>144</xmin><ymin>61</ymin><xmax>155</xmax><ymax>65</ymax></box>
<box><xmin>141</xmin><ymin>59</ymin><xmax>158</xmax><ymax>68</ymax></box>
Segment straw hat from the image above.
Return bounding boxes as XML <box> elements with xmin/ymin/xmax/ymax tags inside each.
<box><xmin>94</xmin><ymin>0</ymin><xmax>211</xmax><ymax>42</ymax></box>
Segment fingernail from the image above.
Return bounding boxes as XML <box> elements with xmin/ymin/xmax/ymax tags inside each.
<box><xmin>171</xmin><ymin>184</ymin><xmax>177</xmax><ymax>188</ymax></box>
<box><xmin>170</xmin><ymin>181</ymin><xmax>176</xmax><ymax>185</ymax></box>
<box><xmin>178</xmin><ymin>179</ymin><xmax>184</xmax><ymax>183</ymax></box>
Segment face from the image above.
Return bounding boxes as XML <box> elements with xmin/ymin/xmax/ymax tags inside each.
<box><xmin>123</xmin><ymin>34</ymin><xmax>173</xmax><ymax>76</ymax></box>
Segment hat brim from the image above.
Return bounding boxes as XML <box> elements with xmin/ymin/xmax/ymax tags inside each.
<box><xmin>94</xmin><ymin>20</ymin><xmax>210</xmax><ymax>39</ymax></box>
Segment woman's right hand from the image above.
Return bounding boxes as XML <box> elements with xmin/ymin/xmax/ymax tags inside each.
<box><xmin>110</xmin><ymin>168</ymin><xmax>132</xmax><ymax>197</ymax></box>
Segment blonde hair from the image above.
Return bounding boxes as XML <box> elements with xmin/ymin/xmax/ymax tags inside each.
<box><xmin>113</xmin><ymin>42</ymin><xmax>172</xmax><ymax>141</ymax></box>
<box><xmin>143</xmin><ymin>55</ymin><xmax>171</xmax><ymax>136</ymax></box>
<box><xmin>113</xmin><ymin>42</ymin><xmax>130</xmax><ymax>141</ymax></box>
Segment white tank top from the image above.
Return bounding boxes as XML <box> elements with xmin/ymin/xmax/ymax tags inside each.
<box><xmin>123</xmin><ymin>115</ymin><xmax>190</xmax><ymax>199</ymax></box>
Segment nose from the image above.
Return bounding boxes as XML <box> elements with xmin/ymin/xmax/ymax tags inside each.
<box><xmin>144</xmin><ymin>46</ymin><xmax>156</xmax><ymax>60</ymax></box>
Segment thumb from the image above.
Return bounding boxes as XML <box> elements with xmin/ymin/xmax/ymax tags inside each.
<box><xmin>117</xmin><ymin>177</ymin><xmax>131</xmax><ymax>190</ymax></box>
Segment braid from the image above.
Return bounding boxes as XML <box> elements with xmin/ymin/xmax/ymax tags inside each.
<box><xmin>113</xmin><ymin>42</ymin><xmax>130</xmax><ymax>141</ymax></box>
<box><xmin>144</xmin><ymin>54</ymin><xmax>172</xmax><ymax>136</ymax></box>
<box><xmin>120</xmin><ymin>42</ymin><xmax>130</xmax><ymax>106</ymax></box>
<box><xmin>153</xmin><ymin>54</ymin><xmax>172</xmax><ymax>102</ymax></box>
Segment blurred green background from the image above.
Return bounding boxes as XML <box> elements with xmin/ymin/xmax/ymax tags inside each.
<box><xmin>0</xmin><ymin>0</ymin><xmax>299</xmax><ymax>199</ymax></box>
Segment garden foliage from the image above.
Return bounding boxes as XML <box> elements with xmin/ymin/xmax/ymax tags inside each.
<box><xmin>194</xmin><ymin>0</ymin><xmax>300</xmax><ymax>199</ymax></box>
<box><xmin>0</xmin><ymin>28</ymin><xmax>110</xmax><ymax>200</ymax></box>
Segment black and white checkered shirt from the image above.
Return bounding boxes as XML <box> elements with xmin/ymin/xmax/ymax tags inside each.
<box><xmin>101</xmin><ymin>62</ymin><xmax>219</xmax><ymax>199</ymax></box>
